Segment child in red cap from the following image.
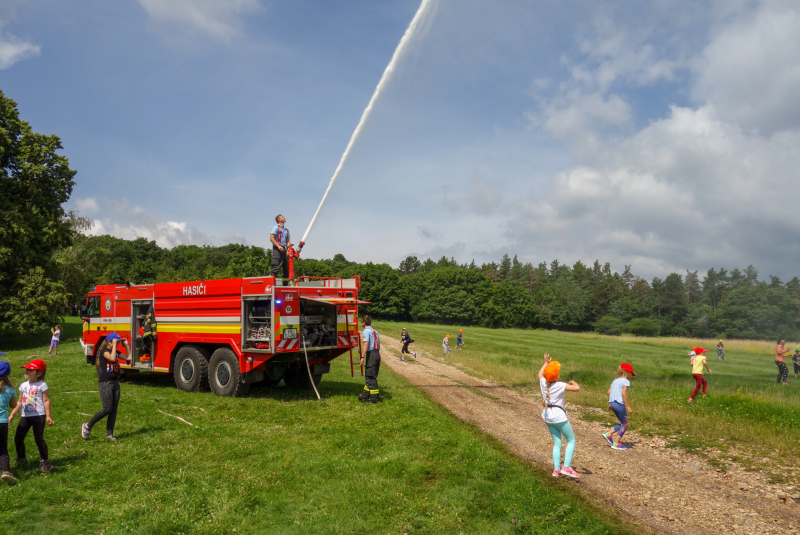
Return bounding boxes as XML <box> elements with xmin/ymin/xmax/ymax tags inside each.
<box><xmin>9</xmin><ymin>358</ymin><xmax>54</xmax><ymax>472</ymax></box>
<box><xmin>603</xmin><ymin>363</ymin><xmax>636</xmax><ymax>450</ymax></box>
<box><xmin>688</xmin><ymin>347</ymin><xmax>712</xmax><ymax>402</ymax></box>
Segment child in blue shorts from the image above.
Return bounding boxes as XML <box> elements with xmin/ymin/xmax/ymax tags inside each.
<box><xmin>603</xmin><ymin>363</ymin><xmax>636</xmax><ymax>451</ymax></box>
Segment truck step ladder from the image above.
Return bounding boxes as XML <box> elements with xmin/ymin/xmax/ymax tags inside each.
<box><xmin>349</xmin><ymin>338</ymin><xmax>363</xmax><ymax>377</ymax></box>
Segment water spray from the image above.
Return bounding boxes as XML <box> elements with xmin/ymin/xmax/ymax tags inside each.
<box><xmin>295</xmin><ymin>0</ymin><xmax>435</xmax><ymax>254</ymax></box>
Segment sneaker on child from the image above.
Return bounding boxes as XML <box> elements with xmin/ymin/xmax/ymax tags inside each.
<box><xmin>559</xmin><ymin>467</ymin><xmax>580</xmax><ymax>479</ymax></box>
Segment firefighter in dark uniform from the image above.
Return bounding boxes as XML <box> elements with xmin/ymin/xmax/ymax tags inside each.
<box><xmin>270</xmin><ymin>214</ymin><xmax>292</xmax><ymax>281</ymax></box>
<box><xmin>359</xmin><ymin>315</ymin><xmax>381</xmax><ymax>404</ymax></box>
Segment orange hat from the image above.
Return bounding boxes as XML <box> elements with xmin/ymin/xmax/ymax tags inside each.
<box><xmin>458</xmin><ymin>329</ymin><xmax>463</xmax><ymax>332</ymax></box>
<box><xmin>543</xmin><ymin>361</ymin><xmax>561</xmax><ymax>382</ymax></box>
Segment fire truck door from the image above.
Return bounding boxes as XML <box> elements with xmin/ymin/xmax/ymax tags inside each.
<box><xmin>131</xmin><ymin>300</ymin><xmax>155</xmax><ymax>370</ymax></box>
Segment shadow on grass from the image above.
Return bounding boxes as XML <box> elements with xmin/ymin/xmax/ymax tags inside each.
<box><xmin>114</xmin><ymin>426</ymin><xmax>166</xmax><ymax>439</ymax></box>
<box><xmin>121</xmin><ymin>369</ymin><xmax>367</xmax><ymax>402</ymax></box>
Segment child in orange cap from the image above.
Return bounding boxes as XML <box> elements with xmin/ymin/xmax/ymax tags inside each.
<box><xmin>9</xmin><ymin>359</ymin><xmax>54</xmax><ymax>473</ymax></box>
<box><xmin>442</xmin><ymin>334</ymin><xmax>451</xmax><ymax>356</ymax></box>
<box><xmin>456</xmin><ymin>329</ymin><xmax>465</xmax><ymax>350</ymax></box>
<box><xmin>538</xmin><ymin>353</ymin><xmax>581</xmax><ymax>479</ymax></box>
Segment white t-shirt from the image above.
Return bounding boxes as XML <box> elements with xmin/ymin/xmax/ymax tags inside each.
<box><xmin>52</xmin><ymin>329</ymin><xmax>61</xmax><ymax>341</ymax></box>
<box><xmin>19</xmin><ymin>380</ymin><xmax>48</xmax><ymax>417</ymax></box>
<box><xmin>608</xmin><ymin>377</ymin><xmax>630</xmax><ymax>404</ymax></box>
<box><xmin>540</xmin><ymin>377</ymin><xmax>567</xmax><ymax>424</ymax></box>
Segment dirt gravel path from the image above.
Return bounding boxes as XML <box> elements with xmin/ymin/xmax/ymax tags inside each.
<box><xmin>380</xmin><ymin>335</ymin><xmax>800</xmax><ymax>534</ymax></box>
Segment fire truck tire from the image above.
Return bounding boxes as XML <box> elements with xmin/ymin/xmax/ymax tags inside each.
<box><xmin>209</xmin><ymin>348</ymin><xmax>251</xmax><ymax>397</ymax></box>
<box><xmin>283</xmin><ymin>361</ymin><xmax>322</xmax><ymax>389</ymax></box>
<box><xmin>173</xmin><ymin>345</ymin><xmax>209</xmax><ymax>392</ymax></box>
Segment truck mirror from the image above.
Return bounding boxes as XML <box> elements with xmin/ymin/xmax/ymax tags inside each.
<box><xmin>80</xmin><ymin>304</ymin><xmax>88</xmax><ymax>319</ymax></box>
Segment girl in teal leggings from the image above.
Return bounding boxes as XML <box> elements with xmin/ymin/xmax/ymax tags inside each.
<box><xmin>538</xmin><ymin>353</ymin><xmax>581</xmax><ymax>479</ymax></box>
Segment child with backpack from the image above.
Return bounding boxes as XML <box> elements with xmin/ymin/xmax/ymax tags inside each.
<box><xmin>603</xmin><ymin>363</ymin><xmax>636</xmax><ymax>451</ymax></box>
<box><xmin>9</xmin><ymin>359</ymin><xmax>54</xmax><ymax>472</ymax></box>
<box><xmin>538</xmin><ymin>353</ymin><xmax>581</xmax><ymax>479</ymax></box>
<box><xmin>0</xmin><ymin>361</ymin><xmax>19</xmax><ymax>485</ymax></box>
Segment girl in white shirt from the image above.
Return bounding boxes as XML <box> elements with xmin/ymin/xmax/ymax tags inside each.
<box><xmin>48</xmin><ymin>325</ymin><xmax>61</xmax><ymax>356</ymax></box>
<box><xmin>538</xmin><ymin>353</ymin><xmax>581</xmax><ymax>479</ymax></box>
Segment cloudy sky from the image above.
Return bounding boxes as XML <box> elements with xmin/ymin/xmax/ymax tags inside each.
<box><xmin>2</xmin><ymin>0</ymin><xmax>799</xmax><ymax>279</ymax></box>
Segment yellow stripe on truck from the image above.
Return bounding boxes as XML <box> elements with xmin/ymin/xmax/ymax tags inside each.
<box><xmin>158</xmin><ymin>324</ymin><xmax>241</xmax><ymax>334</ymax></box>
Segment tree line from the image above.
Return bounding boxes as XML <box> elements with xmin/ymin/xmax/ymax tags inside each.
<box><xmin>53</xmin><ymin>234</ymin><xmax>800</xmax><ymax>341</ymax></box>
<box><xmin>2</xmin><ymin>89</ymin><xmax>798</xmax><ymax>341</ymax></box>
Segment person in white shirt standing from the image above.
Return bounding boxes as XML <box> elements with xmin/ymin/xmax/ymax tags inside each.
<box><xmin>538</xmin><ymin>353</ymin><xmax>581</xmax><ymax>479</ymax></box>
<box><xmin>9</xmin><ymin>359</ymin><xmax>54</xmax><ymax>472</ymax></box>
<box><xmin>48</xmin><ymin>325</ymin><xmax>61</xmax><ymax>356</ymax></box>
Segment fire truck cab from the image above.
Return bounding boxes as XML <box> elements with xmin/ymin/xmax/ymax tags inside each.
<box><xmin>80</xmin><ymin>276</ymin><xmax>363</xmax><ymax>397</ymax></box>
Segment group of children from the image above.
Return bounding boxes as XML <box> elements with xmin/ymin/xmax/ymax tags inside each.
<box><xmin>538</xmin><ymin>354</ymin><xmax>637</xmax><ymax>479</ymax></box>
<box><xmin>442</xmin><ymin>330</ymin><xmax>465</xmax><ymax>355</ymax></box>
<box><xmin>0</xmin><ymin>358</ymin><xmax>54</xmax><ymax>486</ymax></box>
<box><xmin>396</xmin><ymin>328</ymin><xmax>467</xmax><ymax>360</ymax></box>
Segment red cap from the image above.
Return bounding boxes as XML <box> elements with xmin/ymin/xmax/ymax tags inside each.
<box><xmin>21</xmin><ymin>359</ymin><xmax>46</xmax><ymax>372</ymax></box>
<box><xmin>620</xmin><ymin>363</ymin><xmax>636</xmax><ymax>376</ymax></box>
<box><xmin>693</xmin><ymin>347</ymin><xmax>709</xmax><ymax>354</ymax></box>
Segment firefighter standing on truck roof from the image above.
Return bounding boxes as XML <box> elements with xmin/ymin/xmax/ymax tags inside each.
<box><xmin>359</xmin><ymin>315</ymin><xmax>381</xmax><ymax>404</ymax></box>
<box><xmin>270</xmin><ymin>214</ymin><xmax>292</xmax><ymax>281</ymax></box>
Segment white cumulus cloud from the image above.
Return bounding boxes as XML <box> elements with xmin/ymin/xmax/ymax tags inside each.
<box><xmin>137</xmin><ymin>0</ymin><xmax>262</xmax><ymax>40</ymax></box>
<box><xmin>515</xmin><ymin>0</ymin><xmax>800</xmax><ymax>279</ymax></box>
<box><xmin>0</xmin><ymin>29</ymin><xmax>40</xmax><ymax>69</ymax></box>
<box><xmin>85</xmin><ymin>199</ymin><xmax>212</xmax><ymax>249</ymax></box>
<box><xmin>74</xmin><ymin>197</ymin><xmax>100</xmax><ymax>214</ymax></box>
<box><xmin>692</xmin><ymin>0</ymin><xmax>800</xmax><ymax>134</ymax></box>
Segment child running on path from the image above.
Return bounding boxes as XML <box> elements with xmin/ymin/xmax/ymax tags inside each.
<box><xmin>442</xmin><ymin>335</ymin><xmax>451</xmax><ymax>356</ymax></box>
<box><xmin>9</xmin><ymin>359</ymin><xmax>54</xmax><ymax>472</ymax></box>
<box><xmin>603</xmin><ymin>363</ymin><xmax>636</xmax><ymax>451</ymax></box>
<box><xmin>0</xmin><ymin>361</ymin><xmax>19</xmax><ymax>485</ymax></box>
<box><xmin>48</xmin><ymin>325</ymin><xmax>61</xmax><ymax>356</ymax></box>
<box><xmin>538</xmin><ymin>353</ymin><xmax>581</xmax><ymax>479</ymax></box>
<box><xmin>400</xmin><ymin>328</ymin><xmax>415</xmax><ymax>361</ymax></box>
<box><xmin>688</xmin><ymin>347</ymin><xmax>712</xmax><ymax>402</ymax></box>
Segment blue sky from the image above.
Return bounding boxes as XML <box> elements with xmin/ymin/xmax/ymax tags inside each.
<box><xmin>2</xmin><ymin>0</ymin><xmax>799</xmax><ymax>279</ymax></box>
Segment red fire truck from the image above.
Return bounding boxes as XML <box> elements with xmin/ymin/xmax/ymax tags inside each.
<box><xmin>80</xmin><ymin>276</ymin><xmax>364</xmax><ymax>396</ymax></box>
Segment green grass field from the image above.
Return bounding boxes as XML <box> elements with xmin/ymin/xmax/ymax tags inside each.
<box><xmin>0</xmin><ymin>317</ymin><xmax>634</xmax><ymax>535</ymax></box>
<box><xmin>375</xmin><ymin>321</ymin><xmax>800</xmax><ymax>483</ymax></box>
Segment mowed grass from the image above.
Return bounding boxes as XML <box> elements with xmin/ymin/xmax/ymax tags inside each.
<box><xmin>0</xmin><ymin>317</ymin><xmax>635</xmax><ymax>535</ymax></box>
<box><xmin>377</xmin><ymin>321</ymin><xmax>800</xmax><ymax>481</ymax></box>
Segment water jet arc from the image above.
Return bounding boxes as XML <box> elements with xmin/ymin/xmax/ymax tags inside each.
<box><xmin>298</xmin><ymin>0</ymin><xmax>434</xmax><ymax>250</ymax></box>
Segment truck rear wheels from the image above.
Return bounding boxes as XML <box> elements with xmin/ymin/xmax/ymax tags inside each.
<box><xmin>173</xmin><ymin>345</ymin><xmax>209</xmax><ymax>392</ymax></box>
<box><xmin>209</xmin><ymin>347</ymin><xmax>251</xmax><ymax>397</ymax></box>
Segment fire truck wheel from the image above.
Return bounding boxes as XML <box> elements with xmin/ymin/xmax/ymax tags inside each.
<box><xmin>173</xmin><ymin>345</ymin><xmax>209</xmax><ymax>392</ymax></box>
<box><xmin>209</xmin><ymin>348</ymin><xmax>251</xmax><ymax>397</ymax></box>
